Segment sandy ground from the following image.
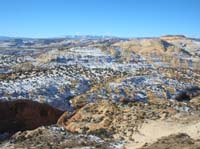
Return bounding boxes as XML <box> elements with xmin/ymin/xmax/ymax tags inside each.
<box><xmin>125</xmin><ymin>116</ymin><xmax>200</xmax><ymax>149</ymax></box>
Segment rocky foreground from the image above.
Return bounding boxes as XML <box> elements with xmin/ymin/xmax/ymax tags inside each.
<box><xmin>0</xmin><ymin>98</ymin><xmax>200</xmax><ymax>149</ymax></box>
<box><xmin>0</xmin><ymin>35</ymin><xmax>200</xmax><ymax>148</ymax></box>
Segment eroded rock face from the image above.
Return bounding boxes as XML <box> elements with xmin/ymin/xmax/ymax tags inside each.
<box><xmin>58</xmin><ymin>98</ymin><xmax>200</xmax><ymax>141</ymax></box>
<box><xmin>0</xmin><ymin>100</ymin><xmax>64</xmax><ymax>135</ymax></box>
<box><xmin>58</xmin><ymin>100</ymin><xmax>118</xmax><ymax>135</ymax></box>
<box><xmin>114</xmin><ymin>38</ymin><xmax>182</xmax><ymax>55</ymax></box>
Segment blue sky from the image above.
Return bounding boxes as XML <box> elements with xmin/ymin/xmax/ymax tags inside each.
<box><xmin>0</xmin><ymin>0</ymin><xmax>199</xmax><ymax>38</ymax></box>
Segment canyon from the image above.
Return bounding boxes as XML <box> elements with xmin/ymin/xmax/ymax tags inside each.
<box><xmin>0</xmin><ymin>35</ymin><xmax>199</xmax><ymax>148</ymax></box>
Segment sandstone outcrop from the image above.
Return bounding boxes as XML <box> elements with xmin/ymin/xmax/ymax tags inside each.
<box><xmin>114</xmin><ymin>38</ymin><xmax>181</xmax><ymax>55</ymax></box>
<box><xmin>58</xmin><ymin>100</ymin><xmax>117</xmax><ymax>135</ymax></box>
<box><xmin>57</xmin><ymin>99</ymin><xmax>194</xmax><ymax>141</ymax></box>
<box><xmin>160</xmin><ymin>35</ymin><xmax>186</xmax><ymax>41</ymax></box>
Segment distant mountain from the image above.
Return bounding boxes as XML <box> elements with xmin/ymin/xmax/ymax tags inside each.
<box><xmin>65</xmin><ymin>35</ymin><xmax>121</xmax><ymax>40</ymax></box>
<box><xmin>1</xmin><ymin>35</ymin><xmax>107</xmax><ymax>41</ymax></box>
<box><xmin>0</xmin><ymin>36</ymin><xmax>14</xmax><ymax>40</ymax></box>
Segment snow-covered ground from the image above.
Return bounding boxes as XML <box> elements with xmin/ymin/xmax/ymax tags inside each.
<box><xmin>0</xmin><ymin>38</ymin><xmax>199</xmax><ymax>111</ymax></box>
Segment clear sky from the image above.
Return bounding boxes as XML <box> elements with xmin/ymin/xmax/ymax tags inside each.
<box><xmin>0</xmin><ymin>0</ymin><xmax>199</xmax><ymax>38</ymax></box>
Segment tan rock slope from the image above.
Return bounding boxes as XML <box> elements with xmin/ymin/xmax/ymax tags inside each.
<box><xmin>113</xmin><ymin>35</ymin><xmax>200</xmax><ymax>69</ymax></box>
<box><xmin>58</xmin><ymin>99</ymin><xmax>200</xmax><ymax>145</ymax></box>
<box><xmin>58</xmin><ymin>100</ymin><xmax>117</xmax><ymax>135</ymax></box>
<box><xmin>114</xmin><ymin>38</ymin><xmax>182</xmax><ymax>55</ymax></box>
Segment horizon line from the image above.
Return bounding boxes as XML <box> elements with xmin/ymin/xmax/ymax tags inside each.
<box><xmin>0</xmin><ymin>34</ymin><xmax>199</xmax><ymax>39</ymax></box>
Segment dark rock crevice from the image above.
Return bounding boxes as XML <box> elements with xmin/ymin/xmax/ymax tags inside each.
<box><xmin>0</xmin><ymin>100</ymin><xmax>64</xmax><ymax>140</ymax></box>
<box><xmin>175</xmin><ymin>86</ymin><xmax>200</xmax><ymax>101</ymax></box>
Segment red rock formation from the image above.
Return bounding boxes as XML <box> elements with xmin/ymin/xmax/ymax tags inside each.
<box><xmin>0</xmin><ymin>100</ymin><xmax>64</xmax><ymax>134</ymax></box>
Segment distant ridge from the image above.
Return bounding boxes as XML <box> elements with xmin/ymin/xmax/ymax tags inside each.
<box><xmin>0</xmin><ymin>35</ymin><xmax>199</xmax><ymax>41</ymax></box>
<box><xmin>0</xmin><ymin>36</ymin><xmax>14</xmax><ymax>40</ymax></box>
<box><xmin>161</xmin><ymin>35</ymin><xmax>186</xmax><ymax>38</ymax></box>
<box><xmin>0</xmin><ymin>35</ymin><xmax>120</xmax><ymax>40</ymax></box>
